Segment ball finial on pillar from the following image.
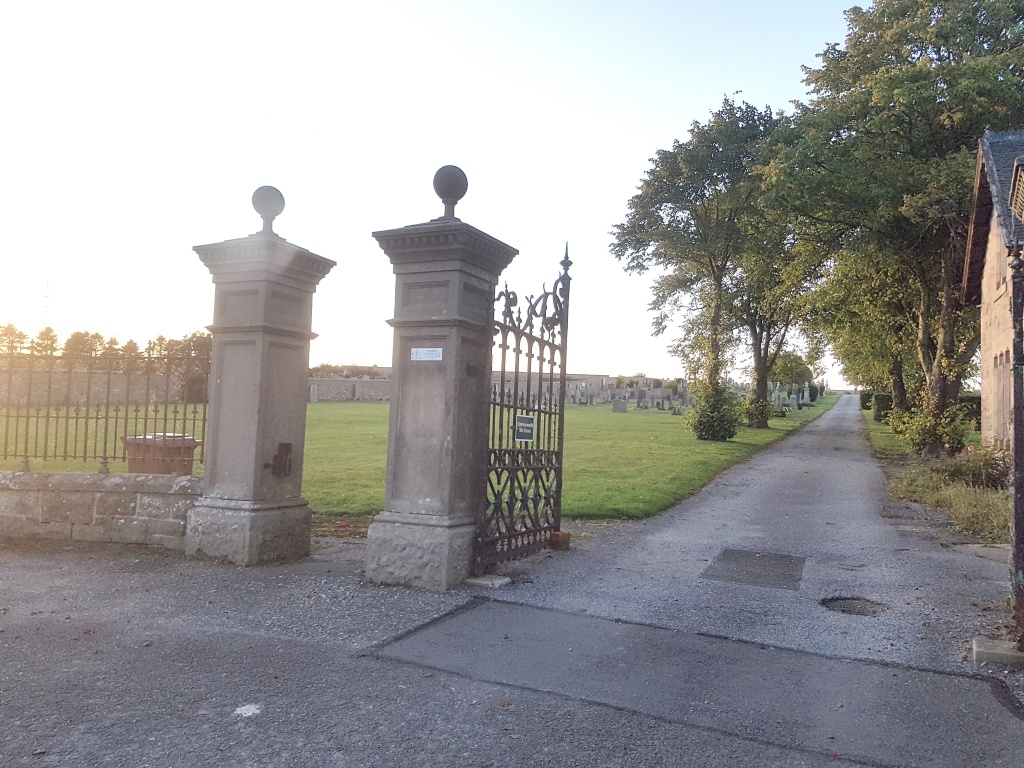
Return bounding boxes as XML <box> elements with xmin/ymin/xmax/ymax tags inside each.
<box><xmin>252</xmin><ymin>186</ymin><xmax>285</xmax><ymax>235</ymax></box>
<box><xmin>433</xmin><ymin>166</ymin><xmax>468</xmax><ymax>219</ymax></box>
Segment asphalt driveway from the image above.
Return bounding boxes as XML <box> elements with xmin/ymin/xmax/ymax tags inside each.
<box><xmin>2</xmin><ymin>394</ymin><xmax>1021</xmax><ymax>767</ymax></box>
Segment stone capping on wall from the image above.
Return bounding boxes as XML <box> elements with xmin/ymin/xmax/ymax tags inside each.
<box><xmin>0</xmin><ymin>472</ymin><xmax>202</xmax><ymax>551</ymax></box>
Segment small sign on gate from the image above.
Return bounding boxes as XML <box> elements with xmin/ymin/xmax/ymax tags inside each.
<box><xmin>514</xmin><ymin>414</ymin><xmax>535</xmax><ymax>443</ymax></box>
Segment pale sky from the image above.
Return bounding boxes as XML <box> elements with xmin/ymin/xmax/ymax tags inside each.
<box><xmin>1</xmin><ymin>0</ymin><xmax>852</xmax><ymax>380</ymax></box>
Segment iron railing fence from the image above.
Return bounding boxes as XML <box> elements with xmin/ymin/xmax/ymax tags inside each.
<box><xmin>0</xmin><ymin>348</ymin><xmax>209</xmax><ymax>473</ymax></box>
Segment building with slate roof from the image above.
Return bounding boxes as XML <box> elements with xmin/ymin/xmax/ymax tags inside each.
<box><xmin>962</xmin><ymin>130</ymin><xmax>1024</xmax><ymax>446</ymax></box>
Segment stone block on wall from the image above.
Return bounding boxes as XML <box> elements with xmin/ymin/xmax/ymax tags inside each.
<box><xmin>94</xmin><ymin>493</ymin><xmax>140</xmax><ymax>520</ymax></box>
<box><xmin>40</xmin><ymin>491</ymin><xmax>95</xmax><ymax>525</ymax></box>
<box><xmin>0</xmin><ymin>489</ymin><xmax>39</xmax><ymax>519</ymax></box>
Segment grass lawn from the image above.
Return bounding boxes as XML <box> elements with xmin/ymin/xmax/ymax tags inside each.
<box><xmin>302</xmin><ymin>395</ymin><xmax>840</xmax><ymax>520</ymax></box>
<box><xmin>861</xmin><ymin>409</ymin><xmax>1011</xmax><ymax>543</ymax></box>
<box><xmin>302</xmin><ymin>402</ymin><xmax>389</xmax><ymax>515</ymax></box>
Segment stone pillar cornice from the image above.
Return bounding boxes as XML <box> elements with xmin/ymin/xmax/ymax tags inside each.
<box><xmin>373</xmin><ymin>219</ymin><xmax>518</xmax><ymax>276</ymax></box>
<box><xmin>195</xmin><ymin>233</ymin><xmax>336</xmax><ymax>288</ymax></box>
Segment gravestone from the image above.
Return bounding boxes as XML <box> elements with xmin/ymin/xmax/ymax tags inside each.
<box><xmin>613</xmin><ymin>399</ymin><xmax>628</xmax><ymax>413</ymax></box>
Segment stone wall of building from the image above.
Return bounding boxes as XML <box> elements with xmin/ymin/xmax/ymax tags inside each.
<box><xmin>980</xmin><ymin>204</ymin><xmax>1014</xmax><ymax>447</ymax></box>
<box><xmin>0</xmin><ymin>472</ymin><xmax>201</xmax><ymax>551</ymax></box>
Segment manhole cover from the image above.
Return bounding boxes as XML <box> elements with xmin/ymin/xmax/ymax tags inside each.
<box><xmin>821</xmin><ymin>596</ymin><xmax>886</xmax><ymax>617</ymax></box>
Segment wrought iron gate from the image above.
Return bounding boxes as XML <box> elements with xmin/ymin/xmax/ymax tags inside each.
<box><xmin>475</xmin><ymin>250</ymin><xmax>571</xmax><ymax>573</ymax></box>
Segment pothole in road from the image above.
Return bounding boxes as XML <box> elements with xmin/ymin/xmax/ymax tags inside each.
<box><xmin>821</xmin><ymin>596</ymin><xmax>887</xmax><ymax>617</ymax></box>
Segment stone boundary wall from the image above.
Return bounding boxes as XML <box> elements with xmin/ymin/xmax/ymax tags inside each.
<box><xmin>309</xmin><ymin>378</ymin><xmax>392</xmax><ymax>401</ymax></box>
<box><xmin>0</xmin><ymin>370</ymin><xmax>186</xmax><ymax>407</ymax></box>
<box><xmin>307</xmin><ymin>373</ymin><xmax>621</xmax><ymax>403</ymax></box>
<box><xmin>0</xmin><ymin>472</ymin><xmax>201</xmax><ymax>551</ymax></box>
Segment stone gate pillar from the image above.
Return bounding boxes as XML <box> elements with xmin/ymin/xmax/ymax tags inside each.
<box><xmin>185</xmin><ymin>187</ymin><xmax>336</xmax><ymax>565</ymax></box>
<box><xmin>365</xmin><ymin>166</ymin><xmax>517</xmax><ymax>590</ymax></box>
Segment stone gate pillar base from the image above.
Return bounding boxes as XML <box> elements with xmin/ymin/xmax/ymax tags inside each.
<box><xmin>185</xmin><ymin>499</ymin><xmax>312</xmax><ymax>565</ymax></box>
<box><xmin>365</xmin><ymin>513</ymin><xmax>475</xmax><ymax>591</ymax></box>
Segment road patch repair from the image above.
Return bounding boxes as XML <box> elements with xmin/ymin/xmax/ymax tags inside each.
<box><xmin>376</xmin><ymin>598</ymin><xmax>1024</xmax><ymax>768</ymax></box>
<box><xmin>700</xmin><ymin>548</ymin><xmax>806</xmax><ymax>590</ymax></box>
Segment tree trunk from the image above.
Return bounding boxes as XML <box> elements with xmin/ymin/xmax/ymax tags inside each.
<box><xmin>748</xmin><ymin>323</ymin><xmax>770</xmax><ymax>428</ymax></box>
<box><xmin>889</xmin><ymin>355</ymin><xmax>907</xmax><ymax>412</ymax></box>
<box><xmin>916</xmin><ymin>250</ymin><xmax>973</xmax><ymax>456</ymax></box>
<box><xmin>706</xmin><ymin>287</ymin><xmax>725</xmax><ymax>387</ymax></box>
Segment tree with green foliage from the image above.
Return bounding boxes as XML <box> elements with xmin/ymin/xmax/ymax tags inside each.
<box><xmin>166</xmin><ymin>331</ymin><xmax>211</xmax><ymax>359</ymax></box>
<box><xmin>145</xmin><ymin>335</ymin><xmax>168</xmax><ymax>356</ymax></box>
<box><xmin>0</xmin><ymin>324</ymin><xmax>27</xmax><ymax>354</ymax></box>
<box><xmin>62</xmin><ymin>331</ymin><xmax>103</xmax><ymax>358</ymax></box>
<box><xmin>613</xmin><ymin>99</ymin><xmax>815</xmax><ymax>434</ymax></box>
<box><xmin>31</xmin><ymin>327</ymin><xmax>58</xmax><ymax>355</ymax></box>
<box><xmin>613</xmin><ymin>98</ymin><xmax>776</xmax><ymax>389</ymax></box>
<box><xmin>102</xmin><ymin>337</ymin><xmax>120</xmax><ymax>357</ymax></box>
<box><xmin>772</xmin><ymin>350</ymin><xmax>815</xmax><ymax>392</ymax></box>
<box><xmin>810</xmin><ymin>254</ymin><xmax>921</xmax><ymax>408</ymax></box>
<box><xmin>731</xmin><ymin>199</ymin><xmax>821</xmax><ymax>424</ymax></box>
<box><xmin>768</xmin><ymin>0</ymin><xmax>1024</xmax><ymax>450</ymax></box>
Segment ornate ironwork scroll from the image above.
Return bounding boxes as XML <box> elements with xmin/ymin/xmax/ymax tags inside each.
<box><xmin>475</xmin><ymin>249</ymin><xmax>571</xmax><ymax>573</ymax></box>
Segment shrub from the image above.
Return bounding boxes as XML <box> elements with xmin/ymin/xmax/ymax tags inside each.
<box><xmin>771</xmin><ymin>404</ymin><xmax>788</xmax><ymax>418</ymax></box>
<box><xmin>859</xmin><ymin>391</ymin><xmax>873</xmax><ymax>410</ymax></box>
<box><xmin>890</xmin><ymin>406</ymin><xmax>969</xmax><ymax>456</ymax></box>
<box><xmin>937</xmin><ymin>444</ymin><xmax>1011</xmax><ymax>490</ymax></box>
<box><xmin>691</xmin><ymin>384</ymin><xmax>740</xmax><ymax>441</ymax></box>
<box><xmin>744</xmin><ymin>398</ymin><xmax>773</xmax><ymax>428</ymax></box>
<box><xmin>958</xmin><ymin>393</ymin><xmax>981</xmax><ymax>425</ymax></box>
<box><xmin>872</xmin><ymin>393</ymin><xmax>893</xmax><ymax>423</ymax></box>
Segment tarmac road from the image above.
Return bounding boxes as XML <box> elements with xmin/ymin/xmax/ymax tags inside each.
<box><xmin>1</xmin><ymin>394</ymin><xmax>1022</xmax><ymax>767</ymax></box>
